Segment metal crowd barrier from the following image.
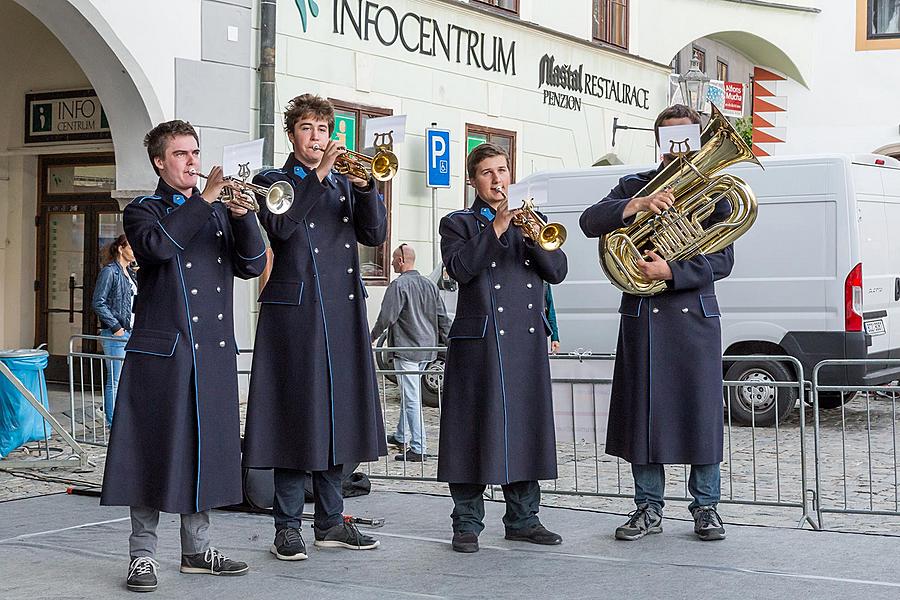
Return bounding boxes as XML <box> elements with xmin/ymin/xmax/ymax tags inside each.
<box><xmin>811</xmin><ymin>359</ymin><xmax>900</xmax><ymax>529</ymax></box>
<box><xmin>67</xmin><ymin>334</ymin><xmax>123</xmax><ymax>447</ymax></box>
<box><xmin>68</xmin><ymin>335</ymin><xmax>900</xmax><ymax>531</ymax></box>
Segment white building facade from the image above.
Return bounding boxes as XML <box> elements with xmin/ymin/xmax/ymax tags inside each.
<box><xmin>1</xmin><ymin>0</ymin><xmax>896</xmax><ymax>378</ymax></box>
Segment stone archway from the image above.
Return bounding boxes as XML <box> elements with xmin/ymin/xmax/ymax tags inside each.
<box><xmin>14</xmin><ymin>0</ymin><xmax>164</xmax><ymax>197</ymax></box>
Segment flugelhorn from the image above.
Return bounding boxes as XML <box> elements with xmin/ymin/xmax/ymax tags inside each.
<box><xmin>313</xmin><ymin>144</ymin><xmax>398</xmax><ymax>182</ymax></box>
<box><xmin>190</xmin><ymin>169</ymin><xmax>294</xmax><ymax>215</ymax></box>
<box><xmin>496</xmin><ymin>186</ymin><xmax>567</xmax><ymax>251</ymax></box>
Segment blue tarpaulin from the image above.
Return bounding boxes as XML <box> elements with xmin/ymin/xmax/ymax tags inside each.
<box><xmin>0</xmin><ymin>349</ymin><xmax>51</xmax><ymax>458</ymax></box>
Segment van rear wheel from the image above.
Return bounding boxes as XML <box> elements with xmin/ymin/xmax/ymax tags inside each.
<box><xmin>724</xmin><ymin>361</ymin><xmax>798</xmax><ymax>427</ymax></box>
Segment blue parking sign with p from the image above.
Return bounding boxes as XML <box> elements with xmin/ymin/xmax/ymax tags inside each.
<box><xmin>426</xmin><ymin>128</ymin><xmax>451</xmax><ymax>188</ymax></box>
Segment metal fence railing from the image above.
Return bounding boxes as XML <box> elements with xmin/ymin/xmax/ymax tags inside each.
<box><xmin>67</xmin><ymin>334</ymin><xmax>124</xmax><ymax>447</ymax></box>
<box><xmin>61</xmin><ymin>335</ymin><xmax>900</xmax><ymax>531</ymax></box>
<box><xmin>811</xmin><ymin>359</ymin><xmax>900</xmax><ymax>529</ymax></box>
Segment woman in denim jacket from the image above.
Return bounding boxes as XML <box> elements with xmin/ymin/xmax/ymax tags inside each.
<box><xmin>91</xmin><ymin>234</ymin><xmax>137</xmax><ymax>426</ymax></box>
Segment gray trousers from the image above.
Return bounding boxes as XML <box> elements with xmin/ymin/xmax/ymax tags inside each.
<box><xmin>129</xmin><ymin>506</ymin><xmax>210</xmax><ymax>558</ymax></box>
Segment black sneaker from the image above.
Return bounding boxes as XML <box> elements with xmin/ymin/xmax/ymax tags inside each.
<box><xmin>271</xmin><ymin>527</ymin><xmax>307</xmax><ymax>561</ymax></box>
<box><xmin>615</xmin><ymin>504</ymin><xmax>663</xmax><ymax>541</ymax></box>
<box><xmin>386</xmin><ymin>434</ymin><xmax>407</xmax><ymax>448</ymax></box>
<box><xmin>451</xmin><ymin>531</ymin><xmax>479</xmax><ymax>553</ymax></box>
<box><xmin>505</xmin><ymin>523</ymin><xmax>562</xmax><ymax>545</ymax></box>
<box><xmin>693</xmin><ymin>506</ymin><xmax>726</xmax><ymax>541</ymax></box>
<box><xmin>394</xmin><ymin>449</ymin><xmax>425</xmax><ymax>462</ymax></box>
<box><xmin>314</xmin><ymin>519</ymin><xmax>380</xmax><ymax>550</ymax></box>
<box><xmin>180</xmin><ymin>547</ymin><xmax>249</xmax><ymax>575</ymax></box>
<box><xmin>126</xmin><ymin>556</ymin><xmax>159</xmax><ymax>593</ymax></box>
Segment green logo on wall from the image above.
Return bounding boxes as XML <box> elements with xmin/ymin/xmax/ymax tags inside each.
<box><xmin>294</xmin><ymin>0</ymin><xmax>320</xmax><ymax>32</ymax></box>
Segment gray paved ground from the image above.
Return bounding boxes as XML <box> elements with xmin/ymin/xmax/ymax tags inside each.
<box><xmin>2</xmin><ymin>491</ymin><xmax>900</xmax><ymax>600</ymax></box>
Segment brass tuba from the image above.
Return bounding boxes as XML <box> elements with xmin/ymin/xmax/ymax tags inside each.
<box><xmin>599</xmin><ymin>105</ymin><xmax>761</xmax><ymax>296</ymax></box>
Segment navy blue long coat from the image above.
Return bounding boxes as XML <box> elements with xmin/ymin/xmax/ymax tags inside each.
<box><xmin>101</xmin><ymin>179</ymin><xmax>267</xmax><ymax>514</ymax></box>
<box><xmin>242</xmin><ymin>155</ymin><xmax>388</xmax><ymax>471</ymax></box>
<box><xmin>438</xmin><ymin>198</ymin><xmax>567</xmax><ymax>484</ymax></box>
<box><xmin>579</xmin><ymin>166</ymin><xmax>734</xmax><ymax>465</ymax></box>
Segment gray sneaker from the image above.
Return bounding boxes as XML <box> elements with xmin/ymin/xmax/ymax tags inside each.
<box><xmin>127</xmin><ymin>556</ymin><xmax>159</xmax><ymax>592</ymax></box>
<box><xmin>314</xmin><ymin>520</ymin><xmax>379</xmax><ymax>550</ymax></box>
<box><xmin>692</xmin><ymin>506</ymin><xmax>726</xmax><ymax>541</ymax></box>
<box><xmin>615</xmin><ymin>504</ymin><xmax>663</xmax><ymax>541</ymax></box>
<box><xmin>180</xmin><ymin>547</ymin><xmax>249</xmax><ymax>575</ymax></box>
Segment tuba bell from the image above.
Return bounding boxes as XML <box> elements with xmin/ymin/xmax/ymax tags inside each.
<box><xmin>599</xmin><ymin>105</ymin><xmax>761</xmax><ymax>296</ymax></box>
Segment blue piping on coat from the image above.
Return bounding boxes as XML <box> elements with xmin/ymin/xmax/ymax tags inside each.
<box><xmin>157</xmin><ymin>221</ymin><xmax>185</xmax><ymax>251</ymax></box>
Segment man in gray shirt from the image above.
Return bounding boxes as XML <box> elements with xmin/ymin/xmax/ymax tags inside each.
<box><xmin>371</xmin><ymin>244</ymin><xmax>451</xmax><ymax>462</ymax></box>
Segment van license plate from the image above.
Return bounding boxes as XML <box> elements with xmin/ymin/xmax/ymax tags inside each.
<box><xmin>865</xmin><ymin>319</ymin><xmax>886</xmax><ymax>336</ymax></box>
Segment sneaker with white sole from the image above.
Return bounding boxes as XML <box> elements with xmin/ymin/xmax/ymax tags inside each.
<box><xmin>180</xmin><ymin>547</ymin><xmax>249</xmax><ymax>575</ymax></box>
<box><xmin>614</xmin><ymin>504</ymin><xmax>663</xmax><ymax>541</ymax></box>
<box><xmin>271</xmin><ymin>527</ymin><xmax>308</xmax><ymax>560</ymax></box>
<box><xmin>692</xmin><ymin>506</ymin><xmax>726</xmax><ymax>541</ymax></box>
<box><xmin>126</xmin><ymin>556</ymin><xmax>159</xmax><ymax>593</ymax></box>
<box><xmin>314</xmin><ymin>519</ymin><xmax>379</xmax><ymax>550</ymax></box>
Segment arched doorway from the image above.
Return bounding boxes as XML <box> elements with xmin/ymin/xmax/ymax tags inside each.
<box><xmin>1</xmin><ymin>0</ymin><xmax>160</xmax><ymax>378</ymax></box>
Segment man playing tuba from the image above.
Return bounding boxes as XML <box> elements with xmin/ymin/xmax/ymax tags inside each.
<box><xmin>579</xmin><ymin>104</ymin><xmax>734</xmax><ymax>542</ymax></box>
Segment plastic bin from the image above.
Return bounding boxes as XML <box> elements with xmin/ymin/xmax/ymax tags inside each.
<box><xmin>0</xmin><ymin>349</ymin><xmax>52</xmax><ymax>458</ymax></box>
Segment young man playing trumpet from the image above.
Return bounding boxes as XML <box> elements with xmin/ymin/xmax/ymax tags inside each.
<box><xmin>243</xmin><ymin>94</ymin><xmax>387</xmax><ymax>560</ymax></box>
<box><xmin>101</xmin><ymin>120</ymin><xmax>266</xmax><ymax>592</ymax></box>
<box><xmin>438</xmin><ymin>143</ymin><xmax>567</xmax><ymax>553</ymax></box>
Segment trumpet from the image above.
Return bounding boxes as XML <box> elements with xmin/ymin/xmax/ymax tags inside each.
<box><xmin>496</xmin><ymin>186</ymin><xmax>567</xmax><ymax>251</ymax></box>
<box><xmin>313</xmin><ymin>144</ymin><xmax>398</xmax><ymax>182</ymax></box>
<box><xmin>190</xmin><ymin>170</ymin><xmax>294</xmax><ymax>215</ymax></box>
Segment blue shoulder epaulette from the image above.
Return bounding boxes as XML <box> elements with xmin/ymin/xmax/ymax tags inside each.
<box><xmin>445</xmin><ymin>209</ymin><xmax>474</xmax><ymax>218</ymax></box>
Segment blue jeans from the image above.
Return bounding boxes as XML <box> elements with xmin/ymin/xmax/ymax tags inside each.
<box><xmin>99</xmin><ymin>329</ymin><xmax>129</xmax><ymax>427</ymax></box>
<box><xmin>631</xmin><ymin>463</ymin><xmax>721</xmax><ymax>513</ymax></box>
<box><xmin>394</xmin><ymin>358</ymin><xmax>428</xmax><ymax>454</ymax></box>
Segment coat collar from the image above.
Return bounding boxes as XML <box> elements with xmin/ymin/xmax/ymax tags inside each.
<box><xmin>155</xmin><ymin>178</ymin><xmax>201</xmax><ymax>208</ymax></box>
<box><xmin>282</xmin><ymin>153</ymin><xmax>336</xmax><ymax>188</ymax></box>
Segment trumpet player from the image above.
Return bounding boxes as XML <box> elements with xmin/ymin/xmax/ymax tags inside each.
<box><xmin>243</xmin><ymin>94</ymin><xmax>387</xmax><ymax>560</ymax></box>
<box><xmin>101</xmin><ymin>120</ymin><xmax>266</xmax><ymax>592</ymax></box>
<box><xmin>579</xmin><ymin>104</ymin><xmax>733</xmax><ymax>542</ymax></box>
<box><xmin>438</xmin><ymin>143</ymin><xmax>567</xmax><ymax>553</ymax></box>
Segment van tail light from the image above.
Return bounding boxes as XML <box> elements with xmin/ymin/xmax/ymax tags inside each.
<box><xmin>845</xmin><ymin>262</ymin><xmax>863</xmax><ymax>332</ymax></box>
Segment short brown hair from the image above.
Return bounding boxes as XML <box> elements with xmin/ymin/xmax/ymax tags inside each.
<box><xmin>466</xmin><ymin>142</ymin><xmax>510</xmax><ymax>180</ymax></box>
<box><xmin>143</xmin><ymin>120</ymin><xmax>199</xmax><ymax>175</ymax></box>
<box><xmin>284</xmin><ymin>94</ymin><xmax>335</xmax><ymax>135</ymax></box>
<box><xmin>653</xmin><ymin>104</ymin><xmax>702</xmax><ymax>145</ymax></box>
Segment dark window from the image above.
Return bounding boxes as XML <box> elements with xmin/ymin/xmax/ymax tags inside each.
<box><xmin>716</xmin><ymin>59</ymin><xmax>729</xmax><ymax>82</ymax></box>
<box><xmin>329</xmin><ymin>99</ymin><xmax>393</xmax><ymax>285</ymax></box>
<box><xmin>464</xmin><ymin>124</ymin><xmax>516</xmax><ymax>207</ymax></box>
<box><xmin>593</xmin><ymin>0</ymin><xmax>629</xmax><ymax>50</ymax></box>
<box><xmin>868</xmin><ymin>0</ymin><xmax>900</xmax><ymax>38</ymax></box>
<box><xmin>471</xmin><ymin>0</ymin><xmax>518</xmax><ymax>15</ymax></box>
<box><xmin>670</xmin><ymin>54</ymin><xmax>681</xmax><ymax>74</ymax></box>
<box><xmin>692</xmin><ymin>46</ymin><xmax>707</xmax><ymax>74</ymax></box>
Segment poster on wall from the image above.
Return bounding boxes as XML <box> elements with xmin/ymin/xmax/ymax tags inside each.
<box><xmin>24</xmin><ymin>89</ymin><xmax>111</xmax><ymax>144</ymax></box>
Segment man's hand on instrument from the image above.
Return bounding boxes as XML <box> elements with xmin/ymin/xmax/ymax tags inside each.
<box><xmin>639</xmin><ymin>250</ymin><xmax>673</xmax><ymax>281</ymax></box>
<box><xmin>227</xmin><ymin>190</ymin><xmax>253</xmax><ymax>217</ymax></box>
<box><xmin>492</xmin><ymin>200</ymin><xmax>521</xmax><ymax>239</ymax></box>
<box><xmin>200</xmin><ymin>165</ymin><xmax>228</xmax><ymax>204</ymax></box>
<box><xmin>314</xmin><ymin>139</ymin><xmax>344</xmax><ymax>183</ymax></box>
<box><xmin>624</xmin><ymin>188</ymin><xmax>675</xmax><ymax>218</ymax></box>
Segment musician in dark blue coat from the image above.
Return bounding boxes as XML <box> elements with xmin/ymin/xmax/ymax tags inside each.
<box><xmin>101</xmin><ymin>121</ymin><xmax>266</xmax><ymax>592</ymax></box>
<box><xmin>438</xmin><ymin>143</ymin><xmax>568</xmax><ymax>553</ymax></box>
<box><xmin>243</xmin><ymin>94</ymin><xmax>387</xmax><ymax>561</ymax></box>
<box><xmin>579</xmin><ymin>105</ymin><xmax>734</xmax><ymax>542</ymax></box>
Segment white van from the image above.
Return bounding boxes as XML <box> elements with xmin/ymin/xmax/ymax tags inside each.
<box><xmin>518</xmin><ymin>154</ymin><xmax>900</xmax><ymax>426</ymax></box>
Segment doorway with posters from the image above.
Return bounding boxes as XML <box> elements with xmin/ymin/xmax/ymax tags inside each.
<box><xmin>34</xmin><ymin>155</ymin><xmax>120</xmax><ymax>382</ymax></box>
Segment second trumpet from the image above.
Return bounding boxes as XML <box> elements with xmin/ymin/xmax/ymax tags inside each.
<box><xmin>314</xmin><ymin>144</ymin><xmax>398</xmax><ymax>182</ymax></box>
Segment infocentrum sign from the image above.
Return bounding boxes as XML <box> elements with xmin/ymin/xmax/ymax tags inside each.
<box><xmin>294</xmin><ymin>0</ymin><xmax>516</xmax><ymax>76</ymax></box>
<box><xmin>25</xmin><ymin>89</ymin><xmax>111</xmax><ymax>144</ymax></box>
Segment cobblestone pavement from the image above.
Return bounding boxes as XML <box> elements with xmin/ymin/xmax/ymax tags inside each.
<box><xmin>4</xmin><ymin>380</ymin><xmax>900</xmax><ymax>536</ymax></box>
